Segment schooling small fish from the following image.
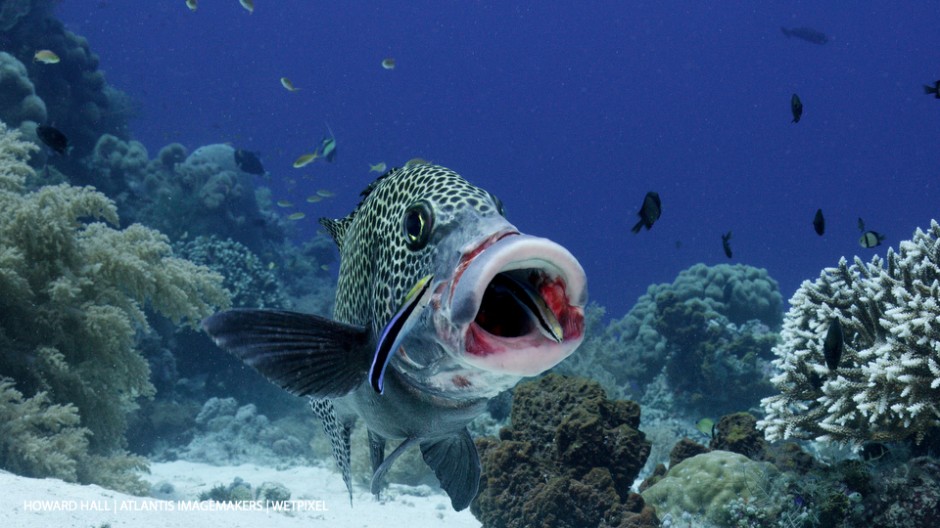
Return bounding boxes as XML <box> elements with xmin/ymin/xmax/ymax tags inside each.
<box><xmin>280</xmin><ymin>77</ymin><xmax>300</xmax><ymax>92</ymax></box>
<box><xmin>813</xmin><ymin>209</ymin><xmax>825</xmax><ymax>236</ymax></box>
<box><xmin>381</xmin><ymin>58</ymin><xmax>396</xmax><ymax>70</ymax></box>
<box><xmin>859</xmin><ymin>230</ymin><xmax>885</xmax><ymax>248</ymax></box>
<box><xmin>823</xmin><ymin>318</ymin><xmax>843</xmax><ymax>371</ymax></box>
<box><xmin>185</xmin><ymin>0</ymin><xmax>197</xmax><ymax>11</ymax></box>
<box><xmin>239</xmin><ymin>0</ymin><xmax>254</xmax><ymax>14</ymax></box>
<box><xmin>856</xmin><ymin>217</ymin><xmax>885</xmax><ymax>248</ymax></box>
<box><xmin>924</xmin><ymin>80</ymin><xmax>940</xmax><ymax>99</ymax></box>
<box><xmin>721</xmin><ymin>231</ymin><xmax>733</xmax><ymax>258</ymax></box>
<box><xmin>33</xmin><ymin>50</ymin><xmax>60</xmax><ymax>64</ymax></box>
<box><xmin>780</xmin><ymin>26</ymin><xmax>830</xmax><ymax>45</ymax></box>
<box><xmin>320</xmin><ymin>123</ymin><xmax>337</xmax><ymax>162</ymax></box>
<box><xmin>36</xmin><ymin>125</ymin><xmax>68</xmax><ymax>154</ymax></box>
<box><xmin>630</xmin><ymin>191</ymin><xmax>661</xmax><ymax>234</ymax></box>
<box><xmin>287</xmin><ymin>212</ymin><xmax>306</xmax><ymax>221</ymax></box>
<box><xmin>370</xmin><ymin>162</ymin><xmax>387</xmax><ymax>173</ymax></box>
<box><xmin>234</xmin><ymin>149</ymin><xmax>265</xmax><ymax>175</ymax></box>
<box><xmin>791</xmin><ymin>94</ymin><xmax>803</xmax><ymax>123</ymax></box>
<box><xmin>293</xmin><ymin>151</ymin><xmax>319</xmax><ymax>168</ymax></box>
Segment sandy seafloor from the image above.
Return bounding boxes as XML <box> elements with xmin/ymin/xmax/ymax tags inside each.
<box><xmin>4</xmin><ymin>461</ymin><xmax>482</xmax><ymax>528</ymax></box>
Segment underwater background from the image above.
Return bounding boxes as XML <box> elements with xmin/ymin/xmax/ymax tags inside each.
<box><xmin>2</xmin><ymin>1</ymin><xmax>940</xmax><ymax>527</ymax></box>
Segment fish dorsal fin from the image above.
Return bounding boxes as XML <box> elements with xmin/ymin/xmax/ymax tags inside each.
<box><xmin>319</xmin><ymin>216</ymin><xmax>354</xmax><ymax>251</ymax></box>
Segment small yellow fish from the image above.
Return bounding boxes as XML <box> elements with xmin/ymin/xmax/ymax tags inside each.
<box><xmin>306</xmin><ymin>195</ymin><xmax>323</xmax><ymax>203</ymax></box>
<box><xmin>381</xmin><ymin>58</ymin><xmax>396</xmax><ymax>70</ymax></box>
<box><xmin>239</xmin><ymin>0</ymin><xmax>254</xmax><ymax>13</ymax></box>
<box><xmin>33</xmin><ymin>50</ymin><xmax>60</xmax><ymax>64</ymax></box>
<box><xmin>696</xmin><ymin>418</ymin><xmax>715</xmax><ymax>437</ymax></box>
<box><xmin>369</xmin><ymin>162</ymin><xmax>387</xmax><ymax>173</ymax></box>
<box><xmin>293</xmin><ymin>151</ymin><xmax>319</xmax><ymax>168</ymax></box>
<box><xmin>186</xmin><ymin>0</ymin><xmax>197</xmax><ymax>11</ymax></box>
<box><xmin>404</xmin><ymin>157</ymin><xmax>431</xmax><ymax>168</ymax></box>
<box><xmin>280</xmin><ymin>77</ymin><xmax>300</xmax><ymax>92</ymax></box>
<box><xmin>320</xmin><ymin>264</ymin><xmax>330</xmax><ymax>271</ymax></box>
<box><xmin>316</xmin><ymin>189</ymin><xmax>335</xmax><ymax>198</ymax></box>
<box><xmin>276</xmin><ymin>200</ymin><xmax>293</xmax><ymax>208</ymax></box>
<box><xmin>287</xmin><ymin>212</ymin><xmax>306</xmax><ymax>221</ymax></box>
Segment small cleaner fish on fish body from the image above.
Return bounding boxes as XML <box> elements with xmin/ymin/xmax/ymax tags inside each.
<box><xmin>203</xmin><ymin>163</ymin><xmax>587</xmax><ymax>510</ymax></box>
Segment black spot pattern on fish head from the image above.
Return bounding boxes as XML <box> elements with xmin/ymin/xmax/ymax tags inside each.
<box><xmin>330</xmin><ymin>164</ymin><xmax>504</xmax><ymax>332</ymax></box>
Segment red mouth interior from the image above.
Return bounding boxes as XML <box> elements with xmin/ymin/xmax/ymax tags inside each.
<box><xmin>466</xmin><ymin>269</ymin><xmax>583</xmax><ymax>357</ymax></box>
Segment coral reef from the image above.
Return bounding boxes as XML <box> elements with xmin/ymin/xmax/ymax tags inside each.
<box><xmin>4</xmin><ymin>0</ymin><xmax>132</xmax><ymax>159</ymax></box>
<box><xmin>87</xmin><ymin>136</ymin><xmax>282</xmax><ymax>254</ymax></box>
<box><xmin>868</xmin><ymin>456</ymin><xmax>940</xmax><ymax>528</ymax></box>
<box><xmin>641</xmin><ymin>450</ymin><xmax>780</xmax><ymax>525</ymax></box>
<box><xmin>157</xmin><ymin>397</ymin><xmax>311</xmax><ymax>467</ymax></box>
<box><xmin>0</xmin><ymin>121</ymin><xmax>230</xmax><ymax>490</ymax></box>
<box><xmin>175</xmin><ymin>235</ymin><xmax>289</xmax><ymax>309</ymax></box>
<box><xmin>471</xmin><ymin>374</ymin><xmax>657</xmax><ymax>528</ymax></box>
<box><xmin>0</xmin><ymin>52</ymin><xmax>46</xmax><ymax>132</ymax></box>
<box><xmin>0</xmin><ymin>378</ymin><xmax>89</xmax><ymax>481</ymax></box>
<box><xmin>708</xmin><ymin>412</ymin><xmax>769</xmax><ymax>460</ymax></box>
<box><xmin>558</xmin><ymin>264</ymin><xmax>782</xmax><ymax>416</ymax></box>
<box><xmin>760</xmin><ymin>221</ymin><xmax>940</xmax><ymax>446</ymax></box>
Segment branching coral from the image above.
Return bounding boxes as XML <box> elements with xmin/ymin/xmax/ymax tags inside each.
<box><xmin>0</xmin><ymin>377</ymin><xmax>90</xmax><ymax>481</ymax></box>
<box><xmin>760</xmin><ymin>221</ymin><xmax>940</xmax><ymax>445</ymax></box>
<box><xmin>0</xmin><ymin>120</ymin><xmax>231</xmax><ymax>489</ymax></box>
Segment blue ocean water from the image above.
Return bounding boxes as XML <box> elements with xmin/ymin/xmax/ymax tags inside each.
<box><xmin>55</xmin><ymin>1</ymin><xmax>940</xmax><ymax>318</ymax></box>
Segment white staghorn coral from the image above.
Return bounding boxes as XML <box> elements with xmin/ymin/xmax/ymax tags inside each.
<box><xmin>759</xmin><ymin>220</ymin><xmax>940</xmax><ymax>445</ymax></box>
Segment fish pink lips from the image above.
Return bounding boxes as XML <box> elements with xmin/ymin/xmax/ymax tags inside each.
<box><xmin>443</xmin><ymin>232</ymin><xmax>587</xmax><ymax>376</ymax></box>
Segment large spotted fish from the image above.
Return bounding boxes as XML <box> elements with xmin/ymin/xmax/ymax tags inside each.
<box><xmin>203</xmin><ymin>164</ymin><xmax>586</xmax><ymax>510</ymax></box>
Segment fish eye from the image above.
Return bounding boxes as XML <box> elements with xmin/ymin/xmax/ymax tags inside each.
<box><xmin>403</xmin><ymin>201</ymin><xmax>434</xmax><ymax>250</ymax></box>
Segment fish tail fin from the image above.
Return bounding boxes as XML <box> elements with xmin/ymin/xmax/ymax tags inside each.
<box><xmin>202</xmin><ymin>309</ymin><xmax>372</xmax><ymax>398</ymax></box>
<box><xmin>311</xmin><ymin>398</ymin><xmax>354</xmax><ymax>505</ymax></box>
<box><xmin>925</xmin><ymin>85</ymin><xmax>936</xmax><ymax>95</ymax></box>
<box><xmin>420</xmin><ymin>429</ymin><xmax>481</xmax><ymax>511</ymax></box>
<box><xmin>630</xmin><ymin>220</ymin><xmax>644</xmax><ymax>234</ymax></box>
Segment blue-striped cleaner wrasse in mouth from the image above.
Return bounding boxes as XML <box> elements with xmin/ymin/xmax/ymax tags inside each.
<box><xmin>203</xmin><ymin>163</ymin><xmax>587</xmax><ymax>510</ymax></box>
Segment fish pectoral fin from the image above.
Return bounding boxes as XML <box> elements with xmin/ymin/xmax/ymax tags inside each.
<box><xmin>420</xmin><ymin>429</ymin><xmax>481</xmax><ymax>511</ymax></box>
<box><xmin>203</xmin><ymin>309</ymin><xmax>372</xmax><ymax>398</ymax></box>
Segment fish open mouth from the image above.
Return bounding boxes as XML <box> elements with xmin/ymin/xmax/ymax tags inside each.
<box><xmin>443</xmin><ymin>233</ymin><xmax>587</xmax><ymax>376</ymax></box>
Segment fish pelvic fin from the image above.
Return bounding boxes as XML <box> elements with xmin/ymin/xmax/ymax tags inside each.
<box><xmin>370</xmin><ymin>437</ymin><xmax>421</xmax><ymax>497</ymax></box>
<box><xmin>630</xmin><ymin>219</ymin><xmax>645</xmax><ymax>234</ymax></box>
<box><xmin>311</xmin><ymin>398</ymin><xmax>354</xmax><ymax>505</ymax></box>
<box><xmin>202</xmin><ymin>309</ymin><xmax>372</xmax><ymax>398</ymax></box>
<box><xmin>420</xmin><ymin>429</ymin><xmax>481</xmax><ymax>511</ymax></box>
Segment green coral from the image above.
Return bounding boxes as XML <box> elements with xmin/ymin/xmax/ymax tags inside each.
<box><xmin>760</xmin><ymin>221</ymin><xmax>940</xmax><ymax>446</ymax></box>
<box><xmin>641</xmin><ymin>450</ymin><xmax>781</xmax><ymax>525</ymax></box>
<box><xmin>0</xmin><ymin>120</ymin><xmax>231</xmax><ymax>490</ymax></box>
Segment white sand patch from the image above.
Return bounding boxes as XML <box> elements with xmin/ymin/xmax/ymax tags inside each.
<box><xmin>4</xmin><ymin>461</ymin><xmax>482</xmax><ymax>528</ymax></box>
